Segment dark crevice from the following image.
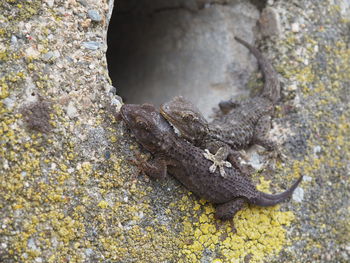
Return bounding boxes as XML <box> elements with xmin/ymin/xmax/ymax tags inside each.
<box><xmin>249</xmin><ymin>0</ymin><xmax>267</xmax><ymax>11</ymax></box>
<box><xmin>106</xmin><ymin>0</ymin><xmax>262</xmax><ymax>116</ymax></box>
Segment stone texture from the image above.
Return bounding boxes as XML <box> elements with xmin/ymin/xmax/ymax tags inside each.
<box><xmin>0</xmin><ymin>0</ymin><xmax>349</xmax><ymax>262</ymax></box>
<box><xmin>259</xmin><ymin>6</ymin><xmax>282</xmax><ymax>37</ymax></box>
<box><xmin>87</xmin><ymin>9</ymin><xmax>102</xmax><ymax>22</ymax></box>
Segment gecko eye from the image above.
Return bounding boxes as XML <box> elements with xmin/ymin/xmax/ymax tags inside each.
<box><xmin>183</xmin><ymin>114</ymin><xmax>192</xmax><ymax>121</ymax></box>
<box><xmin>136</xmin><ymin>117</ymin><xmax>147</xmax><ymax>126</ymax></box>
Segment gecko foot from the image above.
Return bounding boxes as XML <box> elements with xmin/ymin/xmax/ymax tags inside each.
<box><xmin>203</xmin><ymin>148</ymin><xmax>232</xmax><ymax>177</ymax></box>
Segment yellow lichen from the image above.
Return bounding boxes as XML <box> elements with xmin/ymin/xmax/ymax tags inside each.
<box><xmin>177</xmin><ymin>174</ymin><xmax>296</xmax><ymax>262</ymax></box>
<box><xmin>97</xmin><ymin>200</ymin><xmax>109</xmax><ymax>209</ymax></box>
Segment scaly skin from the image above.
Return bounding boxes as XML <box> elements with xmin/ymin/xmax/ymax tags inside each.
<box><xmin>160</xmin><ymin>37</ymin><xmax>280</xmax><ymax>176</ymax></box>
<box><xmin>121</xmin><ymin>103</ymin><xmax>302</xmax><ymax>221</ymax></box>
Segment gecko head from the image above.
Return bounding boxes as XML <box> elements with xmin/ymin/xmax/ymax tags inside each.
<box><xmin>160</xmin><ymin>96</ymin><xmax>209</xmax><ymax>143</ymax></box>
<box><xmin>121</xmin><ymin>103</ymin><xmax>173</xmax><ymax>151</ymax></box>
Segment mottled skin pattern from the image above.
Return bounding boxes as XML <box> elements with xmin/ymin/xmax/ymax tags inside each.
<box><xmin>121</xmin><ymin>103</ymin><xmax>302</xmax><ymax>221</ymax></box>
<box><xmin>160</xmin><ymin>37</ymin><xmax>280</xmax><ymax>175</ymax></box>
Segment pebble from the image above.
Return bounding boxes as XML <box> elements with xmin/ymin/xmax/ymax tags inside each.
<box><xmin>292</xmin><ymin>187</ymin><xmax>304</xmax><ymax>202</ymax></box>
<box><xmin>11</xmin><ymin>35</ymin><xmax>17</xmax><ymax>45</ymax></box>
<box><xmin>104</xmin><ymin>150</ymin><xmax>111</xmax><ymax>160</ymax></box>
<box><xmin>291</xmin><ymin>23</ymin><xmax>300</xmax><ymax>32</ymax></box>
<box><xmin>111</xmin><ymin>96</ymin><xmax>121</xmax><ymax>106</ymax></box>
<box><xmin>45</xmin><ymin>0</ymin><xmax>54</xmax><ymax>7</ymax></box>
<box><xmin>303</xmin><ymin>175</ymin><xmax>312</xmax><ymax>182</ymax></box>
<box><xmin>42</xmin><ymin>51</ymin><xmax>54</xmax><ymax>62</ymax></box>
<box><xmin>137</xmin><ymin>211</ymin><xmax>144</xmax><ymax>219</ymax></box>
<box><xmin>111</xmin><ymin>97</ymin><xmax>122</xmax><ymax>111</ymax></box>
<box><xmin>42</xmin><ymin>51</ymin><xmax>60</xmax><ymax>62</ymax></box>
<box><xmin>313</xmin><ymin>145</ymin><xmax>321</xmax><ymax>156</ymax></box>
<box><xmin>27</xmin><ymin>238</ymin><xmax>38</xmax><ymax>250</ymax></box>
<box><xmin>259</xmin><ymin>7</ymin><xmax>282</xmax><ymax>37</ymax></box>
<box><xmin>88</xmin><ymin>9</ymin><xmax>102</xmax><ymax>22</ymax></box>
<box><xmin>66</xmin><ymin>101</ymin><xmax>78</xmax><ymax>118</ymax></box>
<box><xmin>287</xmin><ymin>83</ymin><xmax>298</xmax><ymax>91</ymax></box>
<box><xmin>85</xmin><ymin>248</ymin><xmax>94</xmax><ymax>256</ymax></box>
<box><xmin>51</xmin><ymin>163</ymin><xmax>57</xmax><ymax>170</ymax></box>
<box><xmin>77</xmin><ymin>0</ymin><xmax>88</xmax><ymax>7</ymax></box>
<box><xmin>25</xmin><ymin>46</ymin><xmax>40</xmax><ymax>59</ymax></box>
<box><xmin>83</xmin><ymin>41</ymin><xmax>101</xmax><ymax>50</ymax></box>
<box><xmin>247</xmin><ymin>152</ymin><xmax>264</xmax><ymax>170</ymax></box>
<box><xmin>109</xmin><ymin>85</ymin><xmax>117</xmax><ymax>94</ymax></box>
<box><xmin>3</xmin><ymin>98</ymin><xmax>15</xmax><ymax>109</ymax></box>
<box><xmin>3</xmin><ymin>159</ymin><xmax>9</xmax><ymax>169</ymax></box>
<box><xmin>81</xmin><ymin>19</ymin><xmax>91</xmax><ymax>28</ymax></box>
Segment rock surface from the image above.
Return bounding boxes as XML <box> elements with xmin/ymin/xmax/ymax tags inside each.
<box><xmin>0</xmin><ymin>0</ymin><xmax>349</xmax><ymax>263</ymax></box>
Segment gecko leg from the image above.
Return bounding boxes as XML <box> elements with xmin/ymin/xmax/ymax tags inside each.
<box><xmin>253</xmin><ymin>115</ymin><xmax>276</xmax><ymax>150</ymax></box>
<box><xmin>215</xmin><ymin>198</ymin><xmax>246</xmax><ymax>221</ymax></box>
<box><xmin>218</xmin><ymin>99</ymin><xmax>241</xmax><ymax>114</ymax></box>
<box><xmin>133</xmin><ymin>154</ymin><xmax>169</xmax><ymax>180</ymax></box>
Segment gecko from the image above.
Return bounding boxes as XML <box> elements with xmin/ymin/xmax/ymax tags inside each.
<box><xmin>160</xmin><ymin>37</ymin><xmax>280</xmax><ymax>176</ymax></box>
<box><xmin>121</xmin><ymin>103</ymin><xmax>302</xmax><ymax>221</ymax></box>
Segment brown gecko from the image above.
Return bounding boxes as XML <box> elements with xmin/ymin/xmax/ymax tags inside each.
<box><xmin>160</xmin><ymin>37</ymin><xmax>280</xmax><ymax>176</ymax></box>
<box><xmin>121</xmin><ymin>103</ymin><xmax>302</xmax><ymax>221</ymax></box>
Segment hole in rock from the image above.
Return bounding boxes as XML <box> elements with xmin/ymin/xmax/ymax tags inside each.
<box><xmin>107</xmin><ymin>0</ymin><xmax>262</xmax><ymax>118</ymax></box>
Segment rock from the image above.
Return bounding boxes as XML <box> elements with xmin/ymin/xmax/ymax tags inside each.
<box><xmin>81</xmin><ymin>18</ymin><xmax>91</xmax><ymax>28</ymax></box>
<box><xmin>292</xmin><ymin>187</ymin><xmax>304</xmax><ymax>203</ymax></box>
<box><xmin>45</xmin><ymin>0</ymin><xmax>54</xmax><ymax>8</ymax></box>
<box><xmin>27</xmin><ymin>238</ymin><xmax>38</xmax><ymax>251</ymax></box>
<box><xmin>313</xmin><ymin>145</ymin><xmax>322</xmax><ymax>156</ymax></box>
<box><xmin>82</xmin><ymin>41</ymin><xmax>101</xmax><ymax>50</ymax></box>
<box><xmin>3</xmin><ymin>98</ymin><xmax>15</xmax><ymax>109</ymax></box>
<box><xmin>259</xmin><ymin>7</ymin><xmax>282</xmax><ymax>37</ymax></box>
<box><xmin>25</xmin><ymin>46</ymin><xmax>40</xmax><ymax>59</ymax></box>
<box><xmin>41</xmin><ymin>50</ymin><xmax>60</xmax><ymax>62</ymax></box>
<box><xmin>291</xmin><ymin>22</ymin><xmax>300</xmax><ymax>33</ymax></box>
<box><xmin>87</xmin><ymin>9</ymin><xmax>102</xmax><ymax>22</ymax></box>
<box><xmin>66</xmin><ymin>101</ymin><xmax>78</xmax><ymax>118</ymax></box>
<box><xmin>77</xmin><ymin>0</ymin><xmax>88</xmax><ymax>7</ymax></box>
<box><xmin>303</xmin><ymin>176</ymin><xmax>312</xmax><ymax>182</ymax></box>
<box><xmin>11</xmin><ymin>35</ymin><xmax>17</xmax><ymax>45</ymax></box>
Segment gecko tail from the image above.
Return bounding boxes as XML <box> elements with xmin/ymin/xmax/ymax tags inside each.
<box><xmin>250</xmin><ymin>176</ymin><xmax>303</xmax><ymax>207</ymax></box>
<box><xmin>234</xmin><ymin>36</ymin><xmax>281</xmax><ymax>103</ymax></box>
